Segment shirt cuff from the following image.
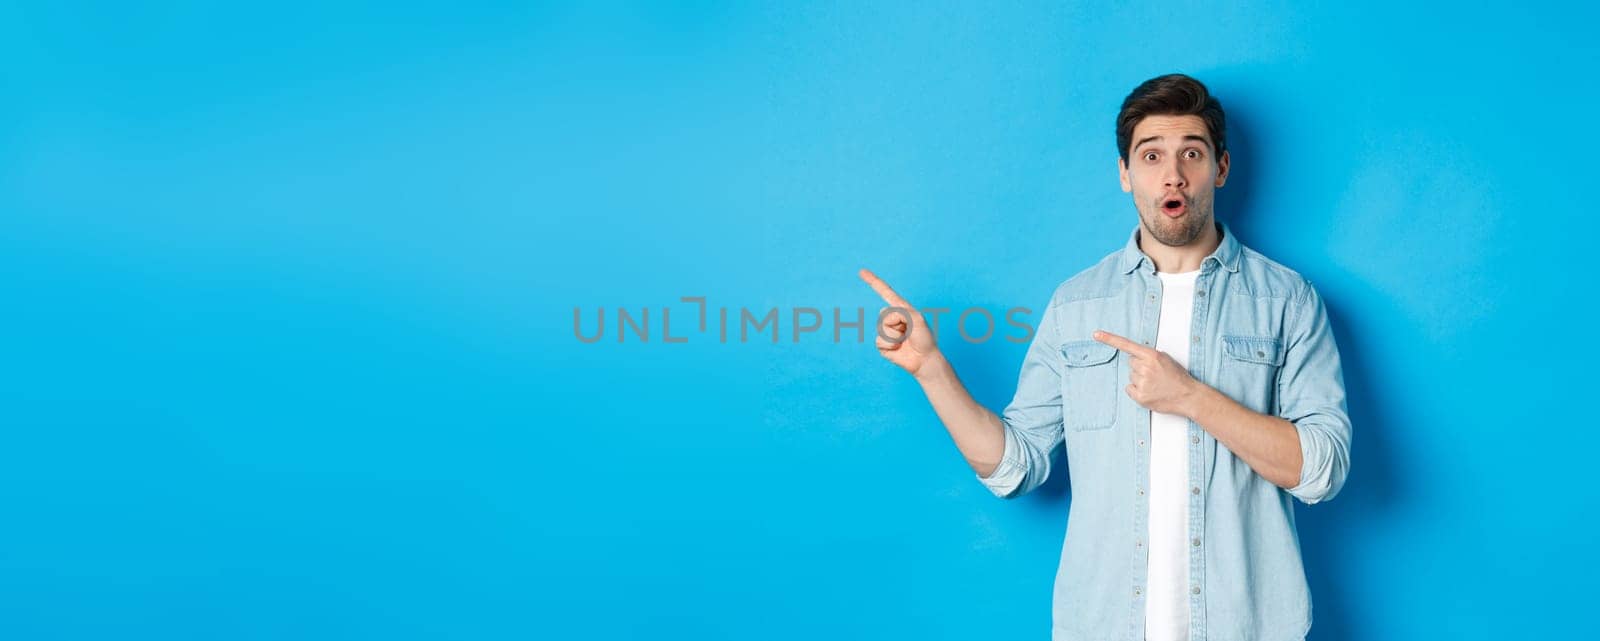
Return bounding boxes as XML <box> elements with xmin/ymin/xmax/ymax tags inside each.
<box><xmin>1286</xmin><ymin>419</ymin><xmax>1333</xmax><ymax>505</ymax></box>
<box><xmin>976</xmin><ymin>426</ymin><xmax>1026</xmax><ymax>499</ymax></box>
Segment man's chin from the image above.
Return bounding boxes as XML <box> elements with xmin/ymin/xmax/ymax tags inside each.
<box><xmin>1142</xmin><ymin>212</ymin><xmax>1208</xmax><ymax>247</ymax></box>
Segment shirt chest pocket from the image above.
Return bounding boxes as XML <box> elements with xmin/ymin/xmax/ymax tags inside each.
<box><xmin>1060</xmin><ymin>340</ymin><xmax>1119</xmax><ymax>431</ymax></box>
<box><xmin>1219</xmin><ymin>334</ymin><xmax>1284</xmax><ymax>414</ymax></box>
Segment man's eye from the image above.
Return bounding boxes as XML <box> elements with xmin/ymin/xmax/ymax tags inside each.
<box><xmin>1184</xmin><ymin>149</ymin><xmax>1201</xmax><ymax>159</ymax></box>
<box><xmin>1144</xmin><ymin>152</ymin><xmax>1158</xmax><ymax>162</ymax></box>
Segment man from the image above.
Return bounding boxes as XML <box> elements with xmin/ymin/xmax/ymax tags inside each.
<box><xmin>859</xmin><ymin>74</ymin><xmax>1351</xmax><ymax>641</ymax></box>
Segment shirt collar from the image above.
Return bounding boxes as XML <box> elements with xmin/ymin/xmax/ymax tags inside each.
<box><xmin>1118</xmin><ymin>219</ymin><xmax>1242</xmax><ymax>275</ymax></box>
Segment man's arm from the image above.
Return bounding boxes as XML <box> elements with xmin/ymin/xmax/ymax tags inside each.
<box><xmin>860</xmin><ymin>269</ymin><xmax>1064</xmax><ymax>499</ymax></box>
<box><xmin>1093</xmin><ymin>281</ymin><xmax>1351</xmax><ymax>503</ymax></box>
<box><xmin>1182</xmin><ymin>384</ymin><xmax>1304</xmax><ymax>489</ymax></box>
<box><xmin>1259</xmin><ymin>282</ymin><xmax>1353</xmax><ymax>504</ymax></box>
<box><xmin>907</xmin><ymin>352</ymin><xmax>1008</xmax><ymax>478</ymax></box>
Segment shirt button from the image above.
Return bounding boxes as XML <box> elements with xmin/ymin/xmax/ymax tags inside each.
<box><xmin>1191</xmin><ymin>486</ymin><xmax>1200</xmax><ymax>495</ymax></box>
<box><xmin>1191</xmin><ymin>537</ymin><xmax>1201</xmax><ymax>547</ymax></box>
<box><xmin>1256</xmin><ymin>350</ymin><xmax>1266</xmax><ymax>358</ymax></box>
<box><xmin>1136</xmin><ymin>539</ymin><xmax>1144</xmax><ymax>548</ymax></box>
<box><xmin>1138</xmin><ymin>487</ymin><xmax>1146</xmax><ymax>496</ymax></box>
<box><xmin>1197</xmin><ymin>290</ymin><xmax>1206</xmax><ymax>297</ymax></box>
<box><xmin>1191</xmin><ymin>335</ymin><xmax>1200</xmax><ymax>344</ymax></box>
<box><xmin>1191</xmin><ymin>435</ymin><xmax>1200</xmax><ymax>444</ymax></box>
<box><xmin>1135</xmin><ymin>587</ymin><xmax>1143</xmax><ymax>597</ymax></box>
<box><xmin>1191</xmin><ymin>586</ymin><xmax>1201</xmax><ymax>595</ymax></box>
<box><xmin>1138</xmin><ymin>439</ymin><xmax>1146</xmax><ymax>446</ymax></box>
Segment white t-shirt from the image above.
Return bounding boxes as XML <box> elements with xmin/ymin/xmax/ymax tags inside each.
<box><xmin>1146</xmin><ymin>269</ymin><xmax>1199</xmax><ymax>641</ymax></box>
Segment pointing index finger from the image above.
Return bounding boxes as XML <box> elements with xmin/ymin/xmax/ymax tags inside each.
<box><xmin>1093</xmin><ymin>330</ymin><xmax>1151</xmax><ymax>357</ymax></box>
<box><xmin>858</xmin><ymin>268</ymin><xmax>912</xmax><ymax>308</ymax></box>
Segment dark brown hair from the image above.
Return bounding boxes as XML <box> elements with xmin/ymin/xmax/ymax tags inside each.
<box><xmin>1116</xmin><ymin>74</ymin><xmax>1227</xmax><ymax>165</ymax></box>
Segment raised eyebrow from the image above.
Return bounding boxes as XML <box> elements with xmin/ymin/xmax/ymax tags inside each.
<box><xmin>1181</xmin><ymin>135</ymin><xmax>1213</xmax><ymax>151</ymax></box>
<box><xmin>1134</xmin><ymin>134</ymin><xmax>1214</xmax><ymax>153</ymax></box>
<box><xmin>1133</xmin><ymin>135</ymin><xmax>1162</xmax><ymax>151</ymax></box>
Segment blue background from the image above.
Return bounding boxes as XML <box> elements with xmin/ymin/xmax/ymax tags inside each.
<box><xmin>2</xmin><ymin>2</ymin><xmax>1593</xmax><ymax>639</ymax></box>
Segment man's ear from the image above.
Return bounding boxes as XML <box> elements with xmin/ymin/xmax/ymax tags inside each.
<box><xmin>1215</xmin><ymin>150</ymin><xmax>1230</xmax><ymax>188</ymax></box>
<box><xmin>1119</xmin><ymin>157</ymin><xmax>1131</xmax><ymax>193</ymax></box>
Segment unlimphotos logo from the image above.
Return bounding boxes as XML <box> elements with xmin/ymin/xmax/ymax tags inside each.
<box><xmin>573</xmin><ymin>296</ymin><xmax>1037</xmax><ymax>345</ymax></box>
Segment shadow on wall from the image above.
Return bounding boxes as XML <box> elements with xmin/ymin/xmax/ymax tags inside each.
<box><xmin>1219</xmin><ymin>95</ymin><xmax>1405</xmax><ymax>641</ymax></box>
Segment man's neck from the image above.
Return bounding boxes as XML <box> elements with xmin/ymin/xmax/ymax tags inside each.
<box><xmin>1140</xmin><ymin>220</ymin><xmax>1221</xmax><ymax>274</ymax></box>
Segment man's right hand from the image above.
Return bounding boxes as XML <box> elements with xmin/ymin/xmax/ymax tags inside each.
<box><xmin>859</xmin><ymin>268</ymin><xmax>941</xmax><ymax>378</ymax></box>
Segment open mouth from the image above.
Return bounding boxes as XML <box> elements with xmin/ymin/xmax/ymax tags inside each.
<box><xmin>1161</xmin><ymin>198</ymin><xmax>1187</xmax><ymax>217</ymax></box>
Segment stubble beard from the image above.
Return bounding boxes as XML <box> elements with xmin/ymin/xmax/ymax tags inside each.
<box><xmin>1139</xmin><ymin>197</ymin><xmax>1212</xmax><ymax>247</ymax></box>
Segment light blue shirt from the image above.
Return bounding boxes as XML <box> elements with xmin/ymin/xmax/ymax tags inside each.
<box><xmin>978</xmin><ymin>221</ymin><xmax>1352</xmax><ymax>641</ymax></box>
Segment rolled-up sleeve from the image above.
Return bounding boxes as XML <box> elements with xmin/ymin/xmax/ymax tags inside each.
<box><xmin>1278</xmin><ymin>281</ymin><xmax>1353</xmax><ymax>505</ymax></box>
<box><xmin>976</xmin><ymin>297</ymin><xmax>1066</xmax><ymax>499</ymax></box>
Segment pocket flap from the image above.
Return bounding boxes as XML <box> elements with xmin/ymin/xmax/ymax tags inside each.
<box><xmin>1061</xmin><ymin>340</ymin><xmax>1118</xmax><ymax>367</ymax></box>
<box><xmin>1222</xmin><ymin>334</ymin><xmax>1284</xmax><ymax>366</ymax></box>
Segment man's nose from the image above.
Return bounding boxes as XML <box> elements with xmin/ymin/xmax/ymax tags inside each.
<box><xmin>1163</xmin><ymin>161</ymin><xmax>1187</xmax><ymax>189</ymax></box>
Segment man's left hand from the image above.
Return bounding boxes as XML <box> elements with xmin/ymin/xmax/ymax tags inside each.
<box><xmin>1093</xmin><ymin>329</ymin><xmax>1206</xmax><ymax>417</ymax></box>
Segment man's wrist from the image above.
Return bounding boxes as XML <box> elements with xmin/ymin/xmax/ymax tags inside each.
<box><xmin>912</xmin><ymin>350</ymin><xmax>951</xmax><ymax>385</ymax></box>
<box><xmin>1179</xmin><ymin>377</ymin><xmax>1218</xmax><ymax>421</ymax></box>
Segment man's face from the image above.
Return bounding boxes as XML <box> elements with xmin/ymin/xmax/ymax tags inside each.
<box><xmin>1118</xmin><ymin>114</ymin><xmax>1230</xmax><ymax>248</ymax></box>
